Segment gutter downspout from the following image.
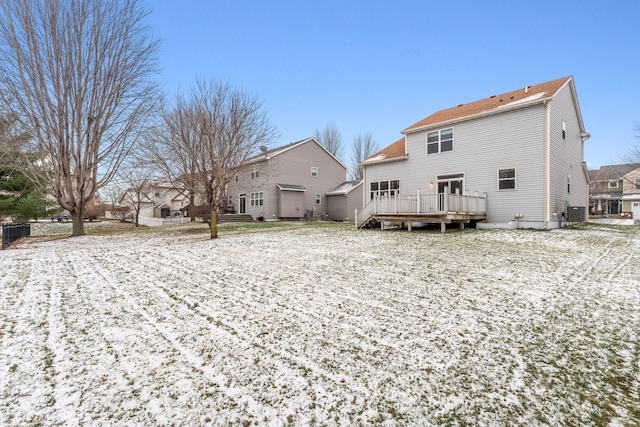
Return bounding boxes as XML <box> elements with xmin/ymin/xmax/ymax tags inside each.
<box><xmin>544</xmin><ymin>100</ymin><xmax>551</xmax><ymax>229</ymax></box>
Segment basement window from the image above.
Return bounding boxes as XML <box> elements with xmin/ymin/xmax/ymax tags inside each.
<box><xmin>498</xmin><ymin>168</ymin><xmax>516</xmax><ymax>190</ymax></box>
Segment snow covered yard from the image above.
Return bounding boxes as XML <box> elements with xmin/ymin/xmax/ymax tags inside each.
<box><xmin>1</xmin><ymin>222</ymin><xmax>639</xmax><ymax>426</ymax></box>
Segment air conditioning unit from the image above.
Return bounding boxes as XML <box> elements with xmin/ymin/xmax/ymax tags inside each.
<box><xmin>566</xmin><ymin>206</ymin><xmax>585</xmax><ymax>223</ymax></box>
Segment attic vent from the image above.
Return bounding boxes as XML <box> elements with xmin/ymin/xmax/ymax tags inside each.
<box><xmin>490</xmin><ymin>95</ymin><xmax>496</xmax><ymax>98</ymax></box>
<box><xmin>510</xmin><ymin>96</ymin><xmax>514</xmax><ymax>99</ymax></box>
<box><xmin>499</xmin><ymin>99</ymin><xmax>503</xmax><ymax>102</ymax></box>
<box><xmin>457</xmin><ymin>104</ymin><xmax>464</xmax><ymax>107</ymax></box>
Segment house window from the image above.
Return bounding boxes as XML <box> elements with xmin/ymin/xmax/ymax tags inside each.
<box><xmin>315</xmin><ymin>193</ymin><xmax>321</xmax><ymax>204</ymax></box>
<box><xmin>562</xmin><ymin>121</ymin><xmax>566</xmax><ymax>140</ymax></box>
<box><xmin>154</xmin><ymin>190</ymin><xmax>160</xmax><ymax>197</ymax></box>
<box><xmin>427</xmin><ymin>128</ymin><xmax>453</xmax><ymax>155</ymax></box>
<box><xmin>567</xmin><ymin>174</ymin><xmax>571</xmax><ymax>193</ymax></box>
<box><xmin>250</xmin><ymin>192</ymin><xmax>263</xmax><ymax>206</ymax></box>
<box><xmin>251</xmin><ymin>165</ymin><xmax>259</xmax><ymax>179</ymax></box>
<box><xmin>370</xmin><ymin>180</ymin><xmax>400</xmax><ymax>199</ymax></box>
<box><xmin>608</xmin><ymin>181</ymin><xmax>619</xmax><ymax>189</ymax></box>
<box><xmin>311</xmin><ymin>167</ymin><xmax>318</xmax><ymax>177</ymax></box>
<box><xmin>498</xmin><ymin>168</ymin><xmax>516</xmax><ymax>190</ymax></box>
<box><xmin>635</xmin><ymin>179</ymin><xmax>640</xmax><ymax>190</ymax></box>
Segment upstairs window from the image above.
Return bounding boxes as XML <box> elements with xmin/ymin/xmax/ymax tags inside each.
<box><xmin>562</xmin><ymin>121</ymin><xmax>566</xmax><ymax>140</ymax></box>
<box><xmin>251</xmin><ymin>165</ymin><xmax>259</xmax><ymax>179</ymax></box>
<box><xmin>311</xmin><ymin>167</ymin><xmax>318</xmax><ymax>177</ymax></box>
<box><xmin>498</xmin><ymin>168</ymin><xmax>516</xmax><ymax>190</ymax></box>
<box><xmin>636</xmin><ymin>179</ymin><xmax>640</xmax><ymax>190</ymax></box>
<box><xmin>427</xmin><ymin>128</ymin><xmax>453</xmax><ymax>155</ymax></box>
<box><xmin>608</xmin><ymin>181</ymin><xmax>619</xmax><ymax>189</ymax></box>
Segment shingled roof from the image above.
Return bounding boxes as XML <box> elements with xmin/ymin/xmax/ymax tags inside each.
<box><xmin>403</xmin><ymin>76</ymin><xmax>573</xmax><ymax>134</ymax></box>
<box><xmin>363</xmin><ymin>76</ymin><xmax>578</xmax><ymax>165</ymax></box>
<box><xmin>362</xmin><ymin>137</ymin><xmax>406</xmax><ymax>165</ymax></box>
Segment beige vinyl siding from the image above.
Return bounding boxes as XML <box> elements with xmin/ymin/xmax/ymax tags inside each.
<box><xmin>275</xmin><ymin>142</ymin><xmax>346</xmax><ymax>216</ymax></box>
<box><xmin>548</xmin><ymin>82</ymin><xmax>588</xmax><ymax>222</ymax></box>
<box><xmin>366</xmin><ymin>104</ymin><xmax>546</xmax><ymax>224</ymax></box>
<box><xmin>228</xmin><ymin>139</ymin><xmax>347</xmax><ymax>219</ymax></box>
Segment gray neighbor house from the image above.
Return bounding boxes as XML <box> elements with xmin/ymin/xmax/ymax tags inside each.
<box><xmin>360</xmin><ymin>76</ymin><xmax>590</xmax><ymax>230</ymax></box>
<box><xmin>226</xmin><ymin>138</ymin><xmax>357</xmax><ymax>221</ymax></box>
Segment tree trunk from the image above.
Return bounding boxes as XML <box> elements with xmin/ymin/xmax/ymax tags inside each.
<box><xmin>71</xmin><ymin>208</ymin><xmax>85</xmax><ymax>237</ymax></box>
<box><xmin>190</xmin><ymin>191</ymin><xmax>196</xmax><ymax>222</ymax></box>
<box><xmin>209</xmin><ymin>206</ymin><xmax>218</xmax><ymax>239</ymax></box>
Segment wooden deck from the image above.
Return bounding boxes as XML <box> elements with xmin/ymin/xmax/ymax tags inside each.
<box><xmin>356</xmin><ymin>192</ymin><xmax>487</xmax><ymax>232</ymax></box>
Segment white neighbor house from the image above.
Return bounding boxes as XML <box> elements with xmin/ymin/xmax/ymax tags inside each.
<box><xmin>360</xmin><ymin>76</ymin><xmax>590</xmax><ymax>230</ymax></box>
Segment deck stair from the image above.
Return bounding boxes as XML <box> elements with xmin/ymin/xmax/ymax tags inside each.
<box><xmin>218</xmin><ymin>214</ymin><xmax>254</xmax><ymax>223</ymax></box>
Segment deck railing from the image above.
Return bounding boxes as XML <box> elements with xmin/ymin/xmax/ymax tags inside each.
<box><xmin>355</xmin><ymin>191</ymin><xmax>487</xmax><ymax>228</ymax></box>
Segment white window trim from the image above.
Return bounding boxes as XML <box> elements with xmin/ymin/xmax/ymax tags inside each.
<box><xmin>311</xmin><ymin>167</ymin><xmax>318</xmax><ymax>177</ymax></box>
<box><xmin>608</xmin><ymin>181</ymin><xmax>619</xmax><ymax>189</ymax></box>
<box><xmin>250</xmin><ymin>191</ymin><xmax>264</xmax><ymax>206</ymax></box>
<box><xmin>251</xmin><ymin>165</ymin><xmax>259</xmax><ymax>179</ymax></box>
<box><xmin>497</xmin><ymin>168</ymin><xmax>517</xmax><ymax>191</ymax></box>
<box><xmin>369</xmin><ymin>179</ymin><xmax>400</xmax><ymax>199</ymax></box>
<box><xmin>426</xmin><ymin>127</ymin><xmax>454</xmax><ymax>155</ymax></box>
<box><xmin>315</xmin><ymin>193</ymin><xmax>321</xmax><ymax>204</ymax></box>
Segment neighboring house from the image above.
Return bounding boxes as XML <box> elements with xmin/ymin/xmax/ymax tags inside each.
<box><xmin>589</xmin><ymin>164</ymin><xmax>640</xmax><ymax>218</ymax></box>
<box><xmin>120</xmin><ymin>181</ymin><xmax>189</xmax><ymax>219</ymax></box>
<box><xmin>326</xmin><ymin>180</ymin><xmax>363</xmax><ymax>221</ymax></box>
<box><xmin>226</xmin><ymin>138</ymin><xmax>347</xmax><ymax>220</ymax></box>
<box><xmin>360</xmin><ymin>76</ymin><xmax>590</xmax><ymax>230</ymax></box>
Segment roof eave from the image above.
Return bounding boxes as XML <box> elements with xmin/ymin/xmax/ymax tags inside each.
<box><xmin>362</xmin><ymin>155</ymin><xmax>409</xmax><ymax>167</ymax></box>
<box><xmin>401</xmin><ymin>96</ymin><xmax>554</xmax><ymax>135</ymax></box>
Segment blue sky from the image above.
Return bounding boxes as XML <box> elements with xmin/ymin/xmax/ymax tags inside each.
<box><xmin>146</xmin><ymin>0</ymin><xmax>639</xmax><ymax>171</ymax></box>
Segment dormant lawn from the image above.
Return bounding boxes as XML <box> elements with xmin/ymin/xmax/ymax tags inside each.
<box><xmin>1</xmin><ymin>221</ymin><xmax>639</xmax><ymax>426</ymax></box>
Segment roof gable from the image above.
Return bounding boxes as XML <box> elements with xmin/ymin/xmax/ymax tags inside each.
<box><xmin>245</xmin><ymin>137</ymin><xmax>347</xmax><ymax>170</ymax></box>
<box><xmin>362</xmin><ymin>137</ymin><xmax>406</xmax><ymax>164</ymax></box>
<box><xmin>403</xmin><ymin>76</ymin><xmax>573</xmax><ymax>134</ymax></box>
<box><xmin>589</xmin><ymin>164</ymin><xmax>640</xmax><ymax>181</ymax></box>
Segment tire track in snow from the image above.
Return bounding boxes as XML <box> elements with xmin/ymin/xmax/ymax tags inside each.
<box><xmin>80</xmin><ymin>248</ymin><xmax>284</xmax><ymax>423</ymax></box>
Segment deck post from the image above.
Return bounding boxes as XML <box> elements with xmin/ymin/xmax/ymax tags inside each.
<box><xmin>474</xmin><ymin>192</ymin><xmax>478</xmax><ymax>213</ymax></box>
<box><xmin>460</xmin><ymin>221</ymin><xmax>465</xmax><ymax>230</ymax></box>
<box><xmin>441</xmin><ymin>222</ymin><xmax>446</xmax><ymax>233</ymax></box>
<box><xmin>408</xmin><ymin>221</ymin><xmax>412</xmax><ymax>232</ymax></box>
<box><xmin>355</xmin><ymin>208</ymin><xmax>359</xmax><ymax>228</ymax></box>
<box><xmin>373</xmin><ymin>195</ymin><xmax>378</xmax><ymax>214</ymax></box>
<box><xmin>394</xmin><ymin>194</ymin><xmax>398</xmax><ymax>213</ymax></box>
<box><xmin>416</xmin><ymin>189</ymin><xmax>421</xmax><ymax>213</ymax></box>
<box><xmin>443</xmin><ymin>188</ymin><xmax>449</xmax><ymax>213</ymax></box>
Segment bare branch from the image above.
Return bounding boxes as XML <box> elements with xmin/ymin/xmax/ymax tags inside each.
<box><xmin>0</xmin><ymin>0</ymin><xmax>160</xmax><ymax>236</ymax></box>
<box><xmin>350</xmin><ymin>132</ymin><xmax>379</xmax><ymax>180</ymax></box>
<box><xmin>145</xmin><ymin>78</ymin><xmax>278</xmax><ymax>238</ymax></box>
<box><xmin>313</xmin><ymin>123</ymin><xmax>344</xmax><ymax>161</ymax></box>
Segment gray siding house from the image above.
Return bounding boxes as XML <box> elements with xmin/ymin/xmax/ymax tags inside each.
<box><xmin>226</xmin><ymin>138</ymin><xmax>347</xmax><ymax>220</ymax></box>
<box><xmin>361</xmin><ymin>76</ymin><xmax>590</xmax><ymax>229</ymax></box>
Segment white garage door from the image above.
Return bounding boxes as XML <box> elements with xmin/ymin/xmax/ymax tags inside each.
<box><xmin>633</xmin><ymin>202</ymin><xmax>640</xmax><ymax>220</ymax></box>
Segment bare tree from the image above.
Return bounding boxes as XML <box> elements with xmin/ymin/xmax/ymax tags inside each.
<box><xmin>313</xmin><ymin>123</ymin><xmax>344</xmax><ymax>161</ymax></box>
<box><xmin>0</xmin><ymin>0</ymin><xmax>160</xmax><ymax>236</ymax></box>
<box><xmin>623</xmin><ymin>122</ymin><xmax>640</xmax><ymax>167</ymax></box>
<box><xmin>102</xmin><ymin>185</ymin><xmax>130</xmax><ymax>221</ymax></box>
<box><xmin>350</xmin><ymin>133</ymin><xmax>379</xmax><ymax>180</ymax></box>
<box><xmin>119</xmin><ymin>160</ymin><xmax>153</xmax><ymax>227</ymax></box>
<box><xmin>147</xmin><ymin>78</ymin><xmax>278</xmax><ymax>239</ymax></box>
